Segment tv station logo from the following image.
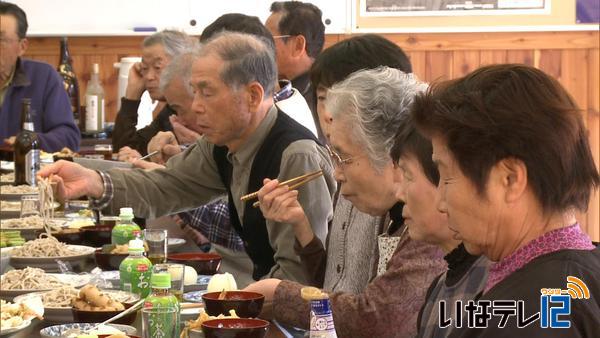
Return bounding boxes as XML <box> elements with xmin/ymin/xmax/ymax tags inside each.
<box><xmin>438</xmin><ymin>276</ymin><xmax>590</xmax><ymax>329</ymax></box>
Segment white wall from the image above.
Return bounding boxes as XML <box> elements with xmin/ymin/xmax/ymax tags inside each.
<box><xmin>12</xmin><ymin>0</ymin><xmax>349</xmax><ymax>36</ymax></box>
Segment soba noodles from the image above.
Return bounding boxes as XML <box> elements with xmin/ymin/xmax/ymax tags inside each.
<box><xmin>10</xmin><ymin>235</ymin><xmax>78</xmax><ymax>257</ymax></box>
<box><xmin>0</xmin><ymin>215</ymin><xmax>61</xmax><ymax>230</ymax></box>
<box><xmin>41</xmin><ymin>286</ymin><xmax>79</xmax><ymax>308</ymax></box>
<box><xmin>0</xmin><ymin>267</ymin><xmax>66</xmax><ymax>290</ymax></box>
<box><xmin>0</xmin><ymin>184</ymin><xmax>37</xmax><ymax>194</ymax></box>
<box><xmin>38</xmin><ymin>177</ymin><xmax>55</xmax><ymax>234</ymax></box>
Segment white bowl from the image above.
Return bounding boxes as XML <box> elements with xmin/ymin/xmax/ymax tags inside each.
<box><xmin>9</xmin><ymin>244</ymin><xmax>95</xmax><ymax>272</ymax></box>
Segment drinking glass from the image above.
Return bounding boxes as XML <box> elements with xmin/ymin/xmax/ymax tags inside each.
<box><xmin>144</xmin><ymin>229</ymin><xmax>167</xmax><ymax>264</ymax></box>
<box><xmin>153</xmin><ymin>263</ymin><xmax>185</xmax><ymax>301</ymax></box>
<box><xmin>142</xmin><ymin>307</ymin><xmax>178</xmax><ymax>338</ymax></box>
<box><xmin>20</xmin><ymin>195</ymin><xmax>40</xmax><ymax>218</ymax></box>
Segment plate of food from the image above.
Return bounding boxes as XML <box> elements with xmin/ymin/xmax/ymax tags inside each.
<box><xmin>0</xmin><ymin>173</ymin><xmax>14</xmax><ymax>186</ymax></box>
<box><xmin>8</xmin><ymin>236</ymin><xmax>96</xmax><ymax>271</ymax></box>
<box><xmin>0</xmin><ymin>201</ymin><xmax>60</xmax><ymax>219</ymax></box>
<box><xmin>39</xmin><ymin>322</ymin><xmax>137</xmax><ymax>338</ymax></box>
<box><xmin>0</xmin><ymin>267</ymin><xmax>91</xmax><ymax>300</ymax></box>
<box><xmin>0</xmin><ymin>297</ymin><xmax>44</xmax><ymax>336</ymax></box>
<box><xmin>14</xmin><ymin>286</ymin><xmax>139</xmax><ymax>323</ymax></box>
<box><xmin>0</xmin><ymin>184</ymin><xmax>38</xmax><ymax>201</ymax></box>
<box><xmin>168</xmin><ymin>237</ymin><xmax>186</xmax><ymax>251</ymax></box>
<box><xmin>1</xmin><ymin>216</ymin><xmax>68</xmax><ymax>240</ymax></box>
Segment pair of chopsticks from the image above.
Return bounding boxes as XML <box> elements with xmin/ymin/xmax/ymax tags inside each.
<box><xmin>239</xmin><ymin>169</ymin><xmax>324</xmax><ymax>208</ymax></box>
<box><xmin>137</xmin><ymin>150</ymin><xmax>159</xmax><ymax>161</ymax></box>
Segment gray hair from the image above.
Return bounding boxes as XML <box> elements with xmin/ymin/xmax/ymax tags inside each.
<box><xmin>159</xmin><ymin>48</ymin><xmax>198</xmax><ymax>95</ymax></box>
<box><xmin>143</xmin><ymin>30</ymin><xmax>196</xmax><ymax>59</ymax></box>
<box><xmin>326</xmin><ymin>66</ymin><xmax>428</xmax><ymax>171</ymax></box>
<box><xmin>195</xmin><ymin>31</ymin><xmax>277</xmax><ymax>96</ymax></box>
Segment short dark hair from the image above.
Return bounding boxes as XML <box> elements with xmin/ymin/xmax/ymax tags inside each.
<box><xmin>391</xmin><ymin>113</ymin><xmax>439</xmax><ymax>186</ymax></box>
<box><xmin>412</xmin><ymin>64</ymin><xmax>600</xmax><ymax>213</ymax></box>
<box><xmin>200</xmin><ymin>13</ymin><xmax>275</xmax><ymax>52</ymax></box>
<box><xmin>310</xmin><ymin>34</ymin><xmax>412</xmax><ymax>89</ymax></box>
<box><xmin>270</xmin><ymin>1</ymin><xmax>324</xmax><ymax>58</ymax></box>
<box><xmin>0</xmin><ymin>2</ymin><xmax>28</xmax><ymax>39</ymax></box>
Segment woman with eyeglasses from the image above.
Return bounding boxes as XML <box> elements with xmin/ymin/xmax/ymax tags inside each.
<box><xmin>244</xmin><ymin>67</ymin><xmax>446</xmax><ymax>338</ymax></box>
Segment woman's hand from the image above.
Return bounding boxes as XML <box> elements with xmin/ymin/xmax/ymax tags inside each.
<box><xmin>257</xmin><ymin>178</ymin><xmax>306</xmax><ymax>226</ymax></box>
<box><xmin>243</xmin><ymin>278</ymin><xmax>282</xmax><ymax>302</ymax></box>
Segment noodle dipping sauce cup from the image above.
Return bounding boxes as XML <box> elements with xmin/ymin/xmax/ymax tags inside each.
<box><xmin>201</xmin><ymin>318</ymin><xmax>269</xmax><ymax>338</ymax></box>
<box><xmin>202</xmin><ymin>291</ymin><xmax>264</xmax><ymax>318</ymax></box>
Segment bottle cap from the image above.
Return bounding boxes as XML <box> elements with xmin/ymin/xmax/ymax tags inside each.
<box><xmin>128</xmin><ymin>238</ymin><xmax>145</xmax><ymax>253</ymax></box>
<box><xmin>119</xmin><ymin>207</ymin><xmax>134</xmax><ymax>219</ymax></box>
<box><xmin>150</xmin><ymin>272</ymin><xmax>171</xmax><ymax>288</ymax></box>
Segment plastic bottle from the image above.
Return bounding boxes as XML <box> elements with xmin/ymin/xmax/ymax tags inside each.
<box><xmin>119</xmin><ymin>238</ymin><xmax>153</xmax><ymax>297</ymax></box>
<box><xmin>144</xmin><ymin>272</ymin><xmax>181</xmax><ymax>336</ymax></box>
<box><xmin>302</xmin><ymin>287</ymin><xmax>338</xmax><ymax>338</ymax></box>
<box><xmin>111</xmin><ymin>207</ymin><xmax>141</xmax><ymax>245</ymax></box>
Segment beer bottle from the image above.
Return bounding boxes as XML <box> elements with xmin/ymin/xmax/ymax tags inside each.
<box><xmin>57</xmin><ymin>37</ymin><xmax>81</xmax><ymax>129</ymax></box>
<box><xmin>14</xmin><ymin>98</ymin><xmax>40</xmax><ymax>186</ymax></box>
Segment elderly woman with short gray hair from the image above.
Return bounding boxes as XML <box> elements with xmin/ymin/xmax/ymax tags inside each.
<box><xmin>245</xmin><ymin>67</ymin><xmax>446</xmax><ymax>338</ymax></box>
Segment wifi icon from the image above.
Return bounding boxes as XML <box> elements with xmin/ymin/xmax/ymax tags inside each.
<box><xmin>565</xmin><ymin>276</ymin><xmax>590</xmax><ymax>299</ymax></box>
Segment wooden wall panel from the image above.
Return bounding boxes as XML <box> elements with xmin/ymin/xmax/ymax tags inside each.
<box><xmin>452</xmin><ymin>51</ymin><xmax>480</xmax><ymax>78</ymax></box>
<box><xmin>587</xmin><ymin>49</ymin><xmax>599</xmax><ymax>242</ymax></box>
<box><xmin>23</xmin><ymin>31</ymin><xmax>599</xmax><ymax>240</ymax></box>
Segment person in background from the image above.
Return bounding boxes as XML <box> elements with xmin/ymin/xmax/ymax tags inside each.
<box><xmin>147</xmin><ymin>13</ymin><xmax>318</xmax><ymax>162</ymax></box>
<box><xmin>245</xmin><ymin>67</ymin><xmax>445</xmax><ymax>337</ymax></box>
<box><xmin>112</xmin><ymin>29</ymin><xmax>195</xmax><ymax>159</ymax></box>
<box><xmin>143</xmin><ymin>14</ymin><xmax>320</xmax><ymax>287</ymax></box>
<box><xmin>266</xmin><ymin>1</ymin><xmax>326</xmax><ymax>143</ymax></box>
<box><xmin>39</xmin><ymin>32</ymin><xmax>336</xmax><ymax>288</ymax></box>
<box><xmin>412</xmin><ymin>64</ymin><xmax>600</xmax><ymax>337</ymax></box>
<box><xmin>0</xmin><ymin>2</ymin><xmax>80</xmax><ymax>152</ymax></box>
<box><xmin>299</xmin><ymin>34</ymin><xmax>414</xmax><ymax>291</ymax></box>
<box><xmin>391</xmin><ymin>113</ymin><xmax>490</xmax><ymax>338</ymax></box>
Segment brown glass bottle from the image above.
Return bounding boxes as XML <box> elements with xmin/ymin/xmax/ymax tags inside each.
<box><xmin>57</xmin><ymin>37</ymin><xmax>81</xmax><ymax>129</ymax></box>
<box><xmin>14</xmin><ymin>99</ymin><xmax>40</xmax><ymax>186</ymax></box>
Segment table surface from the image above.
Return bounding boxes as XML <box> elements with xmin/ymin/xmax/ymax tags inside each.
<box><xmin>4</xmin><ymin>221</ymin><xmax>287</xmax><ymax>338</ymax></box>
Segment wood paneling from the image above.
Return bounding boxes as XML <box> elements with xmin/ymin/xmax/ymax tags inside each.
<box><xmin>24</xmin><ymin>30</ymin><xmax>600</xmax><ymax>240</ymax></box>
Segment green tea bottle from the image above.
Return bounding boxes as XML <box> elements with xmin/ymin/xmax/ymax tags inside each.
<box><xmin>144</xmin><ymin>272</ymin><xmax>181</xmax><ymax>336</ymax></box>
<box><xmin>119</xmin><ymin>238</ymin><xmax>152</xmax><ymax>297</ymax></box>
<box><xmin>111</xmin><ymin>207</ymin><xmax>141</xmax><ymax>245</ymax></box>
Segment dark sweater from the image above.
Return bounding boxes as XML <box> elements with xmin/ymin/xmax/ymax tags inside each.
<box><xmin>1</xmin><ymin>58</ymin><xmax>80</xmax><ymax>152</ymax></box>
<box><xmin>450</xmin><ymin>247</ymin><xmax>600</xmax><ymax>337</ymax></box>
<box><xmin>111</xmin><ymin>98</ymin><xmax>175</xmax><ymax>155</ymax></box>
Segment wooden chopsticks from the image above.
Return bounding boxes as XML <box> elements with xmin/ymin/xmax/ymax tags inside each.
<box><xmin>239</xmin><ymin>169</ymin><xmax>324</xmax><ymax>208</ymax></box>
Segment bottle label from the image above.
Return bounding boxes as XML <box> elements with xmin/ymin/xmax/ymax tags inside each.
<box><xmin>25</xmin><ymin>149</ymin><xmax>40</xmax><ymax>186</ymax></box>
<box><xmin>85</xmin><ymin>95</ymin><xmax>99</xmax><ymax>131</ymax></box>
<box><xmin>309</xmin><ymin>299</ymin><xmax>337</xmax><ymax>338</ymax></box>
<box><xmin>120</xmin><ymin>257</ymin><xmax>152</xmax><ymax>298</ymax></box>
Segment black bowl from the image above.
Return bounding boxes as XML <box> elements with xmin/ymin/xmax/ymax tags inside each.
<box><xmin>202</xmin><ymin>291</ymin><xmax>264</xmax><ymax>319</ymax></box>
<box><xmin>94</xmin><ymin>248</ymin><xmax>129</xmax><ymax>270</ymax></box>
<box><xmin>168</xmin><ymin>252</ymin><xmax>221</xmax><ymax>275</ymax></box>
<box><xmin>201</xmin><ymin>318</ymin><xmax>269</xmax><ymax>338</ymax></box>
<box><xmin>81</xmin><ymin>225</ymin><xmax>114</xmax><ymax>247</ymax></box>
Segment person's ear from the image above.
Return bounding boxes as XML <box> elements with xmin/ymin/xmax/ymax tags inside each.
<box><xmin>290</xmin><ymin>35</ymin><xmax>306</xmax><ymax>58</ymax></box>
<box><xmin>17</xmin><ymin>38</ymin><xmax>28</xmax><ymax>56</ymax></box>
<box><xmin>495</xmin><ymin>157</ymin><xmax>528</xmax><ymax>204</ymax></box>
<box><xmin>246</xmin><ymin>81</ymin><xmax>265</xmax><ymax>112</ymax></box>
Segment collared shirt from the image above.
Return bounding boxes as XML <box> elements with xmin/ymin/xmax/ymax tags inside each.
<box><xmin>0</xmin><ymin>67</ymin><xmax>16</xmax><ymax>107</ymax></box>
<box><xmin>485</xmin><ymin>223</ymin><xmax>595</xmax><ymax>293</ymax></box>
<box><xmin>178</xmin><ymin>199</ymin><xmax>244</xmax><ymax>252</ymax></box>
<box><xmin>91</xmin><ymin>105</ymin><xmax>336</xmax><ymax>284</ymax></box>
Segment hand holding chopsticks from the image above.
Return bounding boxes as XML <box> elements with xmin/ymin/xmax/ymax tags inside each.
<box><xmin>240</xmin><ymin>169</ymin><xmax>324</xmax><ymax>208</ymax></box>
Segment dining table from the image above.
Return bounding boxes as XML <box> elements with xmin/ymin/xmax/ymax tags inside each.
<box><xmin>4</xmin><ymin>224</ymin><xmax>289</xmax><ymax>338</ymax></box>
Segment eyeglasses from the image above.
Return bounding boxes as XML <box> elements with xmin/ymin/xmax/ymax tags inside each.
<box><xmin>0</xmin><ymin>37</ymin><xmax>21</xmax><ymax>46</ymax></box>
<box><xmin>272</xmin><ymin>35</ymin><xmax>292</xmax><ymax>39</ymax></box>
<box><xmin>326</xmin><ymin>144</ymin><xmax>358</xmax><ymax>168</ymax></box>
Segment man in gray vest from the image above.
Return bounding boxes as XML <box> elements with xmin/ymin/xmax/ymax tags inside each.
<box><xmin>39</xmin><ymin>32</ymin><xmax>335</xmax><ymax>285</ymax></box>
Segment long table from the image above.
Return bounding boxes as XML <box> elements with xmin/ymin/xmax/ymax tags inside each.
<box><xmin>6</xmin><ymin>220</ymin><xmax>287</xmax><ymax>338</ymax></box>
